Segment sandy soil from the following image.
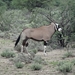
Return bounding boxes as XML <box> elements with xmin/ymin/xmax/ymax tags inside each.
<box><xmin>0</xmin><ymin>38</ymin><xmax>75</xmax><ymax>75</ymax></box>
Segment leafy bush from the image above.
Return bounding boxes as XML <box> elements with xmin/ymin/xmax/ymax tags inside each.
<box><xmin>32</xmin><ymin>49</ymin><xmax>38</xmax><ymax>54</ymax></box>
<box><xmin>0</xmin><ymin>0</ymin><xmax>7</xmax><ymax>15</ymax></box>
<box><xmin>11</xmin><ymin>0</ymin><xmax>27</xmax><ymax>9</ymax></box>
<box><xmin>30</xmin><ymin>63</ymin><xmax>42</xmax><ymax>71</ymax></box>
<box><xmin>49</xmin><ymin>61</ymin><xmax>58</xmax><ymax>66</ymax></box>
<box><xmin>71</xmin><ymin>45</ymin><xmax>75</xmax><ymax>48</ymax></box>
<box><xmin>57</xmin><ymin>61</ymin><xmax>73</xmax><ymax>72</ymax></box>
<box><xmin>62</xmin><ymin>51</ymin><xmax>73</xmax><ymax>59</ymax></box>
<box><xmin>71</xmin><ymin>60</ymin><xmax>75</xmax><ymax>65</ymax></box>
<box><xmin>1</xmin><ymin>50</ymin><xmax>15</xmax><ymax>58</ymax></box>
<box><xmin>15</xmin><ymin>61</ymin><xmax>24</xmax><ymax>69</ymax></box>
<box><xmin>33</xmin><ymin>56</ymin><xmax>44</xmax><ymax>64</ymax></box>
<box><xmin>29</xmin><ymin>49</ymin><xmax>38</xmax><ymax>58</ymax></box>
<box><xmin>70</xmin><ymin>33</ymin><xmax>75</xmax><ymax>41</ymax></box>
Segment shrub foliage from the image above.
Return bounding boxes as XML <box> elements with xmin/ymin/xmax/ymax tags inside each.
<box><xmin>30</xmin><ymin>63</ymin><xmax>42</xmax><ymax>70</ymax></box>
<box><xmin>1</xmin><ymin>50</ymin><xmax>15</xmax><ymax>58</ymax></box>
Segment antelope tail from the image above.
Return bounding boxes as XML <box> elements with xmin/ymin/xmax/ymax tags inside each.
<box><xmin>15</xmin><ymin>34</ymin><xmax>21</xmax><ymax>47</ymax></box>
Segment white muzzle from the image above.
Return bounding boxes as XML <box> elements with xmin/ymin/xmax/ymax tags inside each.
<box><xmin>58</xmin><ymin>28</ymin><xmax>62</xmax><ymax>32</ymax></box>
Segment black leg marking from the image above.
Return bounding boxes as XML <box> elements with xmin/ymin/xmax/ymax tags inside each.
<box><xmin>44</xmin><ymin>41</ymin><xmax>48</xmax><ymax>46</ymax></box>
<box><xmin>22</xmin><ymin>38</ymin><xmax>28</xmax><ymax>46</ymax></box>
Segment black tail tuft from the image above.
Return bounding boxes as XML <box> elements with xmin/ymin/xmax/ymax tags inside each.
<box><xmin>15</xmin><ymin>34</ymin><xmax>21</xmax><ymax>47</ymax></box>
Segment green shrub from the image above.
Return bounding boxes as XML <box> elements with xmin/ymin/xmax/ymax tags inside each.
<box><xmin>57</xmin><ymin>61</ymin><xmax>73</xmax><ymax>72</ymax></box>
<box><xmin>32</xmin><ymin>49</ymin><xmax>38</xmax><ymax>54</ymax></box>
<box><xmin>30</xmin><ymin>49</ymin><xmax>37</xmax><ymax>54</ymax></box>
<box><xmin>71</xmin><ymin>60</ymin><xmax>75</xmax><ymax>65</ymax></box>
<box><xmin>49</xmin><ymin>61</ymin><xmax>58</xmax><ymax>66</ymax></box>
<box><xmin>1</xmin><ymin>50</ymin><xmax>15</xmax><ymax>58</ymax></box>
<box><xmin>62</xmin><ymin>51</ymin><xmax>73</xmax><ymax>59</ymax></box>
<box><xmin>72</xmin><ymin>45</ymin><xmax>75</xmax><ymax>48</ymax></box>
<box><xmin>29</xmin><ymin>51</ymin><xmax>35</xmax><ymax>58</ymax></box>
<box><xmin>29</xmin><ymin>49</ymin><xmax>38</xmax><ymax>58</ymax></box>
<box><xmin>33</xmin><ymin>56</ymin><xmax>44</xmax><ymax>64</ymax></box>
<box><xmin>30</xmin><ymin>63</ymin><xmax>42</xmax><ymax>71</ymax></box>
<box><xmin>15</xmin><ymin>62</ymin><xmax>24</xmax><ymax>69</ymax></box>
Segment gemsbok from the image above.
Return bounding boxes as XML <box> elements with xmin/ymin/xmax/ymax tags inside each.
<box><xmin>15</xmin><ymin>22</ymin><xmax>62</xmax><ymax>55</ymax></box>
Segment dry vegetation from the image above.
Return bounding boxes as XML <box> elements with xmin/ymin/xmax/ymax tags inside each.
<box><xmin>0</xmin><ymin>38</ymin><xmax>75</xmax><ymax>75</ymax></box>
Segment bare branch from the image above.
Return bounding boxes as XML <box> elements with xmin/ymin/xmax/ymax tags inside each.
<box><xmin>63</xmin><ymin>17</ymin><xmax>72</xmax><ymax>25</ymax></box>
<box><xmin>59</xmin><ymin>6</ymin><xmax>70</xmax><ymax>27</ymax></box>
<box><xmin>37</xmin><ymin>10</ymin><xmax>56</xmax><ymax>23</ymax></box>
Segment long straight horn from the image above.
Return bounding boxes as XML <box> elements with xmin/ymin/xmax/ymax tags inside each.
<box><xmin>46</xmin><ymin>14</ymin><xmax>56</xmax><ymax>23</ymax></box>
<box><xmin>38</xmin><ymin>11</ymin><xmax>56</xmax><ymax>23</ymax></box>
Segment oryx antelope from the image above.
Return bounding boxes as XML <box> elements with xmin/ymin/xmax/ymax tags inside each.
<box><xmin>15</xmin><ymin>22</ymin><xmax>62</xmax><ymax>55</ymax></box>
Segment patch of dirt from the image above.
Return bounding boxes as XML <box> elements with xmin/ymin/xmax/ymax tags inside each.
<box><xmin>0</xmin><ymin>38</ymin><xmax>75</xmax><ymax>75</ymax></box>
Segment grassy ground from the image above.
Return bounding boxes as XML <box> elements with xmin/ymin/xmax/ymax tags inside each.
<box><xmin>0</xmin><ymin>38</ymin><xmax>75</xmax><ymax>75</ymax></box>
